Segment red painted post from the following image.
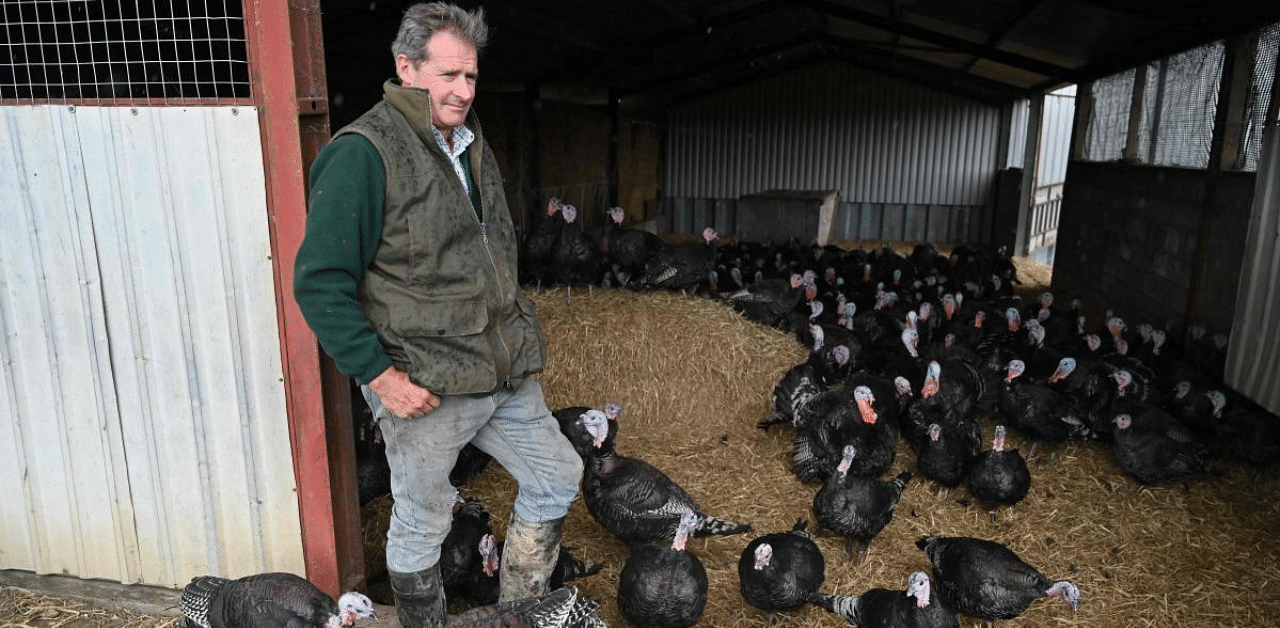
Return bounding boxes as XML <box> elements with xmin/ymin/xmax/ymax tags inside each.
<box><xmin>242</xmin><ymin>0</ymin><xmax>342</xmax><ymax>597</ymax></box>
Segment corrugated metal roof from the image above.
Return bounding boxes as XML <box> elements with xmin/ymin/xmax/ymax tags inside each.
<box><xmin>0</xmin><ymin>105</ymin><xmax>303</xmax><ymax>586</ymax></box>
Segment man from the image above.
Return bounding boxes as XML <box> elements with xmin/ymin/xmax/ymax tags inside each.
<box><xmin>292</xmin><ymin>3</ymin><xmax>583</xmax><ymax>627</ymax></box>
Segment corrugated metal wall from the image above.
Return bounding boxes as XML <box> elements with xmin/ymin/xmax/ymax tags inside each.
<box><xmin>0</xmin><ymin>105</ymin><xmax>304</xmax><ymax>586</ymax></box>
<box><xmin>664</xmin><ymin>62</ymin><xmax>1004</xmax><ymax>242</ymax></box>
<box><xmin>1227</xmin><ymin>118</ymin><xmax>1280</xmax><ymax>415</ymax></box>
<box><xmin>666</xmin><ymin>62</ymin><xmax>1004</xmax><ymax>204</ymax></box>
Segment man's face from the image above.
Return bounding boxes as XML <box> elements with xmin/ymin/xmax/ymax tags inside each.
<box><xmin>396</xmin><ymin>30</ymin><xmax>478</xmax><ymax>134</ymax></box>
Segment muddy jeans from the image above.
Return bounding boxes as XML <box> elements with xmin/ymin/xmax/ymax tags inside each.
<box><xmin>363</xmin><ymin>378</ymin><xmax>582</xmax><ymax>573</ymax></box>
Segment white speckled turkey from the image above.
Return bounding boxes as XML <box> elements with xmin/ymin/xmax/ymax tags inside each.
<box><xmin>179</xmin><ymin>572</ymin><xmax>376</xmax><ymax>628</ymax></box>
<box><xmin>445</xmin><ymin>586</ymin><xmax>607</xmax><ymax>628</ymax></box>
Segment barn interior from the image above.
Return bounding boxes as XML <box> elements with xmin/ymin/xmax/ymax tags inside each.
<box><xmin>3</xmin><ymin>1</ymin><xmax>1280</xmax><ymax>627</ymax></box>
<box><xmin>313</xmin><ymin>2</ymin><xmax>1280</xmax><ymax>628</ymax></box>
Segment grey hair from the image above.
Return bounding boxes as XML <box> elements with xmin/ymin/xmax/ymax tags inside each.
<box><xmin>391</xmin><ymin>2</ymin><xmax>489</xmax><ymax>64</ymax></box>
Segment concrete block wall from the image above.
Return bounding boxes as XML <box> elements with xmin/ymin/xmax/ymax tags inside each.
<box><xmin>1053</xmin><ymin>161</ymin><xmax>1253</xmax><ymax>342</ymax></box>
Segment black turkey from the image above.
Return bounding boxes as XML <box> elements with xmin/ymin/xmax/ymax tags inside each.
<box><xmin>180</xmin><ymin>572</ymin><xmax>376</xmax><ymax>628</ymax></box>
<box><xmin>580</xmin><ymin>410</ymin><xmax>750</xmax><ymax>545</ymax></box>
<box><xmin>901</xmin><ymin>359</ymin><xmax>982</xmax><ymax>457</ymax></box>
<box><xmin>915</xmin><ymin>422</ymin><xmax>978</xmax><ymax>493</ymax></box>
<box><xmin>758</xmin><ymin>360</ymin><xmax>830</xmax><ymax>431</ymax></box>
<box><xmin>352</xmin><ymin>394</ymin><xmax>390</xmax><ymax>505</ymax></box>
<box><xmin>966</xmin><ymin>425</ymin><xmax>1030</xmax><ymax>519</ymax></box>
<box><xmin>792</xmin><ymin>384</ymin><xmax>897</xmax><ymax>482</ymax></box>
<box><xmin>737</xmin><ymin>518</ymin><xmax>827</xmax><ymax>626</ymax></box>
<box><xmin>556</xmin><ymin>404</ymin><xmax>621</xmax><ymax>462</ymax></box>
<box><xmin>812</xmin><ymin>570</ymin><xmax>960</xmax><ymax>628</ymax></box>
<box><xmin>550</xmin><ymin>203</ymin><xmax>603</xmax><ymax>304</ymax></box>
<box><xmin>999</xmin><ymin>359</ymin><xmax>1093</xmax><ymax>459</ymax></box>
<box><xmin>439</xmin><ymin>493</ymin><xmax>494</xmax><ymax>600</ymax></box>
<box><xmin>812</xmin><ymin>445</ymin><xmax>912</xmax><ymax>563</ymax></box>
<box><xmin>722</xmin><ymin>272</ymin><xmax>806</xmax><ymax>329</ymax></box>
<box><xmin>916</xmin><ymin>535</ymin><xmax>1079</xmax><ymax>628</ymax></box>
<box><xmin>635</xmin><ymin>227</ymin><xmax>718</xmax><ymax>295</ymax></box>
<box><xmin>617</xmin><ymin>512</ymin><xmax>708</xmax><ymax>628</ymax></box>
<box><xmin>1111</xmin><ymin>412</ymin><xmax>1216</xmax><ymax>487</ymax></box>
<box><xmin>1204</xmin><ymin>388</ymin><xmax>1280</xmax><ymax>479</ymax></box>
<box><xmin>452</xmin><ymin>531</ymin><xmax>605</xmax><ymax>607</ymax></box>
<box><xmin>1044</xmin><ymin>356</ymin><xmax>1117</xmax><ymax>441</ymax></box>
<box><xmin>604</xmin><ymin>206</ymin><xmax>665</xmax><ymax>286</ymax></box>
<box><xmin>520</xmin><ymin>197</ymin><xmax>564</xmax><ymax>288</ymax></box>
<box><xmin>445</xmin><ymin>586</ymin><xmax>606</xmax><ymax>628</ymax></box>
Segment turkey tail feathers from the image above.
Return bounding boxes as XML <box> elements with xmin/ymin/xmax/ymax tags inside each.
<box><xmin>812</xmin><ymin>593</ymin><xmax>861</xmax><ymax>621</ymax></box>
<box><xmin>696</xmin><ymin>514</ymin><xmax>751</xmax><ymax>537</ymax></box>
<box><xmin>179</xmin><ymin>576</ymin><xmax>229</xmax><ymax>628</ymax></box>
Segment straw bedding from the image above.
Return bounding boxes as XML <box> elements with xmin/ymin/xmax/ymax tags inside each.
<box><xmin>7</xmin><ymin>255</ymin><xmax>1278</xmax><ymax>628</ymax></box>
<box><xmin>363</xmin><ymin>256</ymin><xmax>1280</xmax><ymax>627</ymax></box>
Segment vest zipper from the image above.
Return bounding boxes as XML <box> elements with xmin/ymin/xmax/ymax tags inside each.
<box><xmin>478</xmin><ymin>219</ymin><xmax>515</xmax><ymax>389</ymax></box>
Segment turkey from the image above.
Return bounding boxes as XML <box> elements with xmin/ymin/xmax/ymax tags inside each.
<box><xmin>452</xmin><ymin>531</ymin><xmax>606</xmax><ymax>607</ymax></box>
<box><xmin>1044</xmin><ymin>356</ymin><xmax>1117</xmax><ymax>441</ymax></box>
<box><xmin>722</xmin><ymin>272</ymin><xmax>807</xmax><ymax>329</ymax></box>
<box><xmin>916</xmin><ymin>535</ymin><xmax>1080</xmax><ymax>628</ymax></box>
<box><xmin>439</xmin><ymin>493</ymin><xmax>493</xmax><ymax>599</ymax></box>
<box><xmin>556</xmin><ymin>404</ymin><xmax>622</xmax><ymax>462</ymax></box>
<box><xmin>448</xmin><ymin>532</ymin><xmax>502</xmax><ymax>606</ymax></box>
<box><xmin>812</xmin><ymin>445</ymin><xmax>912</xmax><ymax>564</ymax></box>
<box><xmin>999</xmin><ymin>359</ymin><xmax>1093</xmax><ymax>459</ymax></box>
<box><xmin>914</xmin><ymin>422</ymin><xmax>977</xmax><ymax>494</ymax></box>
<box><xmin>617</xmin><ymin>512</ymin><xmax>708</xmax><ymax>628</ymax></box>
<box><xmin>603</xmin><ymin>206</ymin><xmax>665</xmax><ymax>286</ymax></box>
<box><xmin>900</xmin><ymin>359</ymin><xmax>982</xmax><ymax>459</ymax></box>
<box><xmin>636</xmin><ymin>227</ymin><xmax>719</xmax><ymax>295</ymax></box>
<box><xmin>792</xmin><ymin>384</ymin><xmax>897</xmax><ymax>482</ymax></box>
<box><xmin>1204</xmin><ymin>388</ymin><xmax>1280</xmax><ymax>479</ymax></box>
<box><xmin>580</xmin><ymin>411</ymin><xmax>751</xmax><ymax>545</ymax></box>
<box><xmin>1111</xmin><ymin>412</ymin><xmax>1217</xmax><ymax>487</ymax></box>
<box><xmin>758</xmin><ymin>360</ymin><xmax>832</xmax><ymax>431</ymax></box>
<box><xmin>812</xmin><ymin>570</ymin><xmax>960</xmax><ymax>628</ymax></box>
<box><xmin>520</xmin><ymin>197</ymin><xmax>564</xmax><ymax>288</ymax></box>
<box><xmin>966</xmin><ymin>425</ymin><xmax>1031</xmax><ymax>519</ymax></box>
<box><xmin>737</xmin><ymin>518</ymin><xmax>827</xmax><ymax>626</ymax></box>
<box><xmin>550</xmin><ymin>203</ymin><xmax>604</xmax><ymax>304</ymax></box>
<box><xmin>445</xmin><ymin>586</ymin><xmax>606</xmax><ymax>628</ymax></box>
<box><xmin>180</xmin><ymin>572</ymin><xmax>376</xmax><ymax>628</ymax></box>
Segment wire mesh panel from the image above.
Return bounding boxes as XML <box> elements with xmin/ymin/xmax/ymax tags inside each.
<box><xmin>1082</xmin><ymin>69</ymin><xmax>1133</xmax><ymax>162</ymax></box>
<box><xmin>1137</xmin><ymin>43</ymin><xmax>1223</xmax><ymax>169</ymax></box>
<box><xmin>1241</xmin><ymin>22</ymin><xmax>1279</xmax><ymax>172</ymax></box>
<box><xmin>0</xmin><ymin>0</ymin><xmax>249</xmax><ymax>103</ymax></box>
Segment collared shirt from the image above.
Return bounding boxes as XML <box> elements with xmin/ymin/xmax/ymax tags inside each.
<box><xmin>430</xmin><ymin>123</ymin><xmax>475</xmax><ymax>189</ymax></box>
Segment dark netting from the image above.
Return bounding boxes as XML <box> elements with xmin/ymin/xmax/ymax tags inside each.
<box><xmin>1082</xmin><ymin>69</ymin><xmax>1133</xmax><ymax>162</ymax></box>
<box><xmin>1240</xmin><ymin>22</ymin><xmax>1279</xmax><ymax>172</ymax></box>
<box><xmin>0</xmin><ymin>0</ymin><xmax>249</xmax><ymax>102</ymax></box>
<box><xmin>1137</xmin><ymin>43</ymin><xmax>1222</xmax><ymax>169</ymax></box>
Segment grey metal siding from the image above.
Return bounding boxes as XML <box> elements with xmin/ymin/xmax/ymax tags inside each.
<box><xmin>0</xmin><ymin>105</ymin><xmax>304</xmax><ymax>587</ymax></box>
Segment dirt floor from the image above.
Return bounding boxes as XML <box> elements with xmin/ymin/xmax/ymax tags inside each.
<box><xmin>5</xmin><ymin>253</ymin><xmax>1280</xmax><ymax>628</ymax></box>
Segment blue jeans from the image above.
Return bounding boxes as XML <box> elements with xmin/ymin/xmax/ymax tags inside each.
<box><xmin>362</xmin><ymin>378</ymin><xmax>582</xmax><ymax>573</ymax></box>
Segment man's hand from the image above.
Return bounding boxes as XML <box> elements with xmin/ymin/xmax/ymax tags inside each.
<box><xmin>368</xmin><ymin>367</ymin><xmax>439</xmax><ymax>419</ymax></box>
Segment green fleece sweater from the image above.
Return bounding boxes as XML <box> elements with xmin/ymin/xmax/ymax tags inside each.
<box><xmin>294</xmin><ymin>134</ymin><xmax>392</xmax><ymax>384</ymax></box>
